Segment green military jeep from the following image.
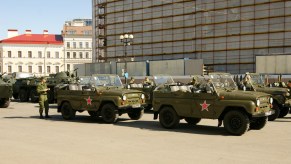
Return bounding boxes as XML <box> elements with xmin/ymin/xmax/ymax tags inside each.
<box><xmin>56</xmin><ymin>74</ymin><xmax>146</xmax><ymax>123</ymax></box>
<box><xmin>129</xmin><ymin>75</ymin><xmax>175</xmax><ymax>110</ymax></box>
<box><xmin>153</xmin><ymin>74</ymin><xmax>273</xmax><ymax>136</ymax></box>
<box><xmin>238</xmin><ymin>73</ymin><xmax>291</xmax><ymax>121</ymax></box>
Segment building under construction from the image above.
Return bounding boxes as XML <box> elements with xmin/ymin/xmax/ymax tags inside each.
<box><xmin>92</xmin><ymin>0</ymin><xmax>291</xmax><ymax>74</ymax></box>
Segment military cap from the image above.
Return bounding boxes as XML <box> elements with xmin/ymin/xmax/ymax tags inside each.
<box><xmin>40</xmin><ymin>77</ymin><xmax>47</xmax><ymax>80</ymax></box>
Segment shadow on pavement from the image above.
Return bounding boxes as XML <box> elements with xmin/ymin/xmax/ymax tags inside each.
<box><xmin>3</xmin><ymin>114</ymin><xmax>230</xmax><ymax>136</ymax></box>
<box><xmin>114</xmin><ymin>120</ymin><xmax>229</xmax><ymax>136</ymax></box>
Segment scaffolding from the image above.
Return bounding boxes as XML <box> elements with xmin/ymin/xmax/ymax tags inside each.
<box><xmin>93</xmin><ymin>0</ymin><xmax>291</xmax><ymax>74</ymax></box>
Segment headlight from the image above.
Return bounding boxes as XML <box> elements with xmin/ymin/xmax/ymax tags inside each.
<box><xmin>122</xmin><ymin>95</ymin><xmax>127</xmax><ymax>101</ymax></box>
<box><xmin>141</xmin><ymin>94</ymin><xmax>145</xmax><ymax>99</ymax></box>
<box><xmin>269</xmin><ymin>97</ymin><xmax>273</xmax><ymax>104</ymax></box>
<box><xmin>285</xmin><ymin>92</ymin><xmax>290</xmax><ymax>97</ymax></box>
<box><xmin>256</xmin><ymin>99</ymin><xmax>260</xmax><ymax>107</ymax></box>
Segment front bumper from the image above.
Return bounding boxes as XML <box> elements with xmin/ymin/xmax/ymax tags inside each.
<box><xmin>252</xmin><ymin>110</ymin><xmax>275</xmax><ymax>117</ymax></box>
<box><xmin>118</xmin><ymin>103</ymin><xmax>147</xmax><ymax>110</ymax></box>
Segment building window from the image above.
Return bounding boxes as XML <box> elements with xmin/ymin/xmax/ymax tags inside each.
<box><xmin>73</xmin><ymin>42</ymin><xmax>76</xmax><ymax>48</ymax></box>
<box><xmin>79</xmin><ymin>42</ymin><xmax>83</xmax><ymax>48</ymax></box>
<box><xmin>18</xmin><ymin>51</ymin><xmax>22</xmax><ymax>58</ymax></box>
<box><xmin>68</xmin><ymin>30</ymin><xmax>76</xmax><ymax>34</ymax></box>
<box><xmin>86</xmin><ymin>42</ymin><xmax>89</xmax><ymax>48</ymax></box>
<box><xmin>28</xmin><ymin>51</ymin><xmax>32</xmax><ymax>58</ymax></box>
<box><xmin>38</xmin><ymin>51</ymin><xmax>42</xmax><ymax>58</ymax></box>
<box><xmin>55</xmin><ymin>66</ymin><xmax>59</xmax><ymax>73</ymax></box>
<box><xmin>80</xmin><ymin>52</ymin><xmax>83</xmax><ymax>59</ymax></box>
<box><xmin>38</xmin><ymin>66</ymin><xmax>42</xmax><ymax>73</ymax></box>
<box><xmin>73</xmin><ymin>52</ymin><xmax>76</xmax><ymax>58</ymax></box>
<box><xmin>0</xmin><ymin>66</ymin><xmax>1</xmax><ymax>73</ymax></box>
<box><xmin>28</xmin><ymin>66</ymin><xmax>32</xmax><ymax>73</ymax></box>
<box><xmin>47</xmin><ymin>66</ymin><xmax>51</xmax><ymax>73</ymax></box>
<box><xmin>55</xmin><ymin>52</ymin><xmax>59</xmax><ymax>58</ymax></box>
<box><xmin>47</xmin><ymin>51</ymin><xmax>50</xmax><ymax>58</ymax></box>
<box><xmin>0</xmin><ymin>51</ymin><xmax>2</xmax><ymax>58</ymax></box>
<box><xmin>18</xmin><ymin>66</ymin><xmax>22</xmax><ymax>72</ymax></box>
<box><xmin>8</xmin><ymin>66</ymin><xmax>12</xmax><ymax>73</ymax></box>
<box><xmin>83</xmin><ymin>30</ymin><xmax>92</xmax><ymax>35</ymax></box>
<box><xmin>67</xmin><ymin>52</ymin><xmax>70</xmax><ymax>58</ymax></box>
<box><xmin>67</xmin><ymin>64</ymin><xmax>70</xmax><ymax>71</ymax></box>
<box><xmin>66</xmin><ymin>42</ymin><xmax>70</xmax><ymax>48</ymax></box>
<box><xmin>8</xmin><ymin>51</ymin><xmax>12</xmax><ymax>58</ymax></box>
<box><xmin>86</xmin><ymin>52</ymin><xmax>89</xmax><ymax>58</ymax></box>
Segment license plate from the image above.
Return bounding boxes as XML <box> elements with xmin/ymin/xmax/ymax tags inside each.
<box><xmin>132</xmin><ymin>104</ymin><xmax>141</xmax><ymax>108</ymax></box>
<box><xmin>265</xmin><ymin>111</ymin><xmax>272</xmax><ymax>115</ymax></box>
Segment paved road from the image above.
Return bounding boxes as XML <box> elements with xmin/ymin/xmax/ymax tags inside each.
<box><xmin>0</xmin><ymin>101</ymin><xmax>290</xmax><ymax>164</ymax></box>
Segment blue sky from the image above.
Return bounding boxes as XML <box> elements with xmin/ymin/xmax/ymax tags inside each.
<box><xmin>0</xmin><ymin>0</ymin><xmax>92</xmax><ymax>40</ymax></box>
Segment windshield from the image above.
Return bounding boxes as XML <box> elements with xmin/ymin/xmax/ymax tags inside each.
<box><xmin>249</xmin><ymin>74</ymin><xmax>265</xmax><ymax>85</ymax></box>
<box><xmin>79</xmin><ymin>76</ymin><xmax>92</xmax><ymax>85</ymax></box>
<box><xmin>92</xmin><ymin>75</ymin><xmax>123</xmax><ymax>87</ymax></box>
<box><xmin>196</xmin><ymin>74</ymin><xmax>237</xmax><ymax>90</ymax></box>
<box><xmin>209</xmin><ymin>74</ymin><xmax>237</xmax><ymax>89</ymax></box>
<box><xmin>153</xmin><ymin>75</ymin><xmax>174</xmax><ymax>85</ymax></box>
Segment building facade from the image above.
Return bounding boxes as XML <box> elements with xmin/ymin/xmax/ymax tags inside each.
<box><xmin>62</xmin><ymin>19</ymin><xmax>93</xmax><ymax>71</ymax></box>
<box><xmin>93</xmin><ymin>0</ymin><xmax>291</xmax><ymax>74</ymax></box>
<box><xmin>0</xmin><ymin>30</ymin><xmax>64</xmax><ymax>76</ymax></box>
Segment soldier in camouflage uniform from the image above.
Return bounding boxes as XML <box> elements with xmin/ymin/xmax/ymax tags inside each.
<box><xmin>37</xmin><ymin>77</ymin><xmax>50</xmax><ymax>119</ymax></box>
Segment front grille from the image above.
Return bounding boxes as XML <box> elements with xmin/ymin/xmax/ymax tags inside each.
<box><xmin>127</xmin><ymin>99</ymin><xmax>139</xmax><ymax>104</ymax></box>
<box><xmin>126</xmin><ymin>93</ymin><xmax>140</xmax><ymax>99</ymax></box>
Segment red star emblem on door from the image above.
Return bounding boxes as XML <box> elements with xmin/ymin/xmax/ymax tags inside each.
<box><xmin>200</xmin><ymin>100</ymin><xmax>210</xmax><ymax>111</ymax></box>
<box><xmin>85</xmin><ymin>96</ymin><xmax>92</xmax><ymax>105</ymax></box>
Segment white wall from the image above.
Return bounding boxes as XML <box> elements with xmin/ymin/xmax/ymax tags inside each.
<box><xmin>0</xmin><ymin>44</ymin><xmax>64</xmax><ymax>76</ymax></box>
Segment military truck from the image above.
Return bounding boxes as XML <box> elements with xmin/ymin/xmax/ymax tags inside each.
<box><xmin>153</xmin><ymin>74</ymin><xmax>273</xmax><ymax>136</ymax></box>
<box><xmin>0</xmin><ymin>73</ymin><xmax>13</xmax><ymax>108</ymax></box>
<box><xmin>12</xmin><ymin>70</ymin><xmax>78</xmax><ymax>103</ymax></box>
<box><xmin>129</xmin><ymin>75</ymin><xmax>175</xmax><ymax>110</ymax></box>
<box><xmin>56</xmin><ymin>74</ymin><xmax>146</xmax><ymax>123</ymax></box>
<box><xmin>237</xmin><ymin>73</ymin><xmax>291</xmax><ymax>121</ymax></box>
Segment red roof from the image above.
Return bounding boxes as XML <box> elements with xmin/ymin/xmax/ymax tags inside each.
<box><xmin>0</xmin><ymin>34</ymin><xmax>63</xmax><ymax>45</ymax></box>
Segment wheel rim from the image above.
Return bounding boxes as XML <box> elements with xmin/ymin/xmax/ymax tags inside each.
<box><xmin>230</xmin><ymin>116</ymin><xmax>242</xmax><ymax>129</ymax></box>
<box><xmin>163</xmin><ymin>111</ymin><xmax>174</xmax><ymax>125</ymax></box>
<box><xmin>103</xmin><ymin>108</ymin><xmax>114</xmax><ymax>120</ymax></box>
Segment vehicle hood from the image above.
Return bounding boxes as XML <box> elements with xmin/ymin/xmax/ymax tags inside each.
<box><xmin>218</xmin><ymin>90</ymin><xmax>270</xmax><ymax>101</ymax></box>
<box><xmin>254</xmin><ymin>86</ymin><xmax>287</xmax><ymax>95</ymax></box>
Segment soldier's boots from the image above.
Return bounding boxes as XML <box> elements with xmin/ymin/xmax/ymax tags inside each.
<box><xmin>45</xmin><ymin>115</ymin><xmax>51</xmax><ymax>118</ymax></box>
<box><xmin>40</xmin><ymin>115</ymin><xmax>44</xmax><ymax>119</ymax></box>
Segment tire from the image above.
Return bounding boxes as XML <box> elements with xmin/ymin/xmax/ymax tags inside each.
<box><xmin>88</xmin><ymin>111</ymin><xmax>99</xmax><ymax>117</ymax></box>
<box><xmin>250</xmin><ymin>117</ymin><xmax>268</xmax><ymax>130</ymax></box>
<box><xmin>278</xmin><ymin>107</ymin><xmax>290</xmax><ymax>118</ymax></box>
<box><xmin>61</xmin><ymin>102</ymin><xmax>76</xmax><ymax>120</ymax></box>
<box><xmin>30</xmin><ymin>89</ymin><xmax>39</xmax><ymax>103</ymax></box>
<box><xmin>0</xmin><ymin>98</ymin><xmax>10</xmax><ymax>108</ymax></box>
<box><xmin>268</xmin><ymin>102</ymin><xmax>280</xmax><ymax>121</ymax></box>
<box><xmin>101</xmin><ymin>104</ymin><xmax>119</xmax><ymax>123</ymax></box>
<box><xmin>184</xmin><ymin>117</ymin><xmax>201</xmax><ymax>125</ymax></box>
<box><xmin>19</xmin><ymin>89</ymin><xmax>29</xmax><ymax>102</ymax></box>
<box><xmin>47</xmin><ymin>90</ymin><xmax>54</xmax><ymax>104</ymax></box>
<box><xmin>223</xmin><ymin>110</ymin><xmax>250</xmax><ymax>136</ymax></box>
<box><xmin>12</xmin><ymin>93</ymin><xmax>19</xmax><ymax>99</ymax></box>
<box><xmin>128</xmin><ymin>108</ymin><xmax>144</xmax><ymax>120</ymax></box>
<box><xmin>159</xmin><ymin>106</ymin><xmax>180</xmax><ymax>129</ymax></box>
